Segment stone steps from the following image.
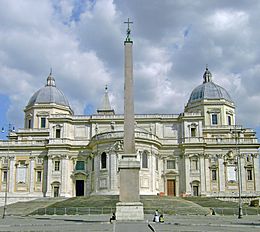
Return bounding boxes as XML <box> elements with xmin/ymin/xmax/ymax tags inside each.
<box><xmin>0</xmin><ymin>197</ymin><xmax>66</xmax><ymax>216</ymax></box>
<box><xmin>0</xmin><ymin>196</ymin><xmax>211</xmax><ymax>216</ymax></box>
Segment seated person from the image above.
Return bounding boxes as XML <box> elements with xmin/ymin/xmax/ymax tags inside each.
<box><xmin>110</xmin><ymin>213</ymin><xmax>116</xmax><ymax>223</ymax></box>
<box><xmin>159</xmin><ymin>214</ymin><xmax>164</xmax><ymax>223</ymax></box>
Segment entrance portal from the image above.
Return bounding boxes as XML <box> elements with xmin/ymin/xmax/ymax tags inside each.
<box><xmin>167</xmin><ymin>179</ymin><xmax>176</xmax><ymax>196</ymax></box>
<box><xmin>193</xmin><ymin>186</ymin><xmax>199</xmax><ymax>196</ymax></box>
<box><xmin>54</xmin><ymin>186</ymin><xmax>59</xmax><ymax>197</ymax></box>
<box><xmin>76</xmin><ymin>180</ymin><xmax>84</xmax><ymax>196</ymax></box>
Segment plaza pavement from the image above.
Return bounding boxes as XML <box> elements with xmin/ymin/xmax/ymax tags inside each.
<box><xmin>0</xmin><ymin>214</ymin><xmax>260</xmax><ymax>232</ymax></box>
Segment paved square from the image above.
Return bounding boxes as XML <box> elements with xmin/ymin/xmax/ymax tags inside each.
<box><xmin>0</xmin><ymin>215</ymin><xmax>260</xmax><ymax>231</ymax></box>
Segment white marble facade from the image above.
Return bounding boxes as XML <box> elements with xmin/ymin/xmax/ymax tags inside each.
<box><xmin>0</xmin><ymin>68</ymin><xmax>260</xmax><ymax>205</ymax></box>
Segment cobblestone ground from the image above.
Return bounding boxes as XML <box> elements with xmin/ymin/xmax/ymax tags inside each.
<box><xmin>0</xmin><ymin>215</ymin><xmax>259</xmax><ymax>232</ymax></box>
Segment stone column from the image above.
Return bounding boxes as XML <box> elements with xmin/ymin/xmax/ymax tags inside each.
<box><xmin>29</xmin><ymin>157</ymin><xmax>35</xmax><ymax>193</ymax></box>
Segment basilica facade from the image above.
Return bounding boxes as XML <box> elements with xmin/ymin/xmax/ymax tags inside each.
<box><xmin>0</xmin><ymin>67</ymin><xmax>260</xmax><ymax>204</ymax></box>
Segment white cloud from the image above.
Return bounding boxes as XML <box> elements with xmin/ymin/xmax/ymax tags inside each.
<box><xmin>1</xmin><ymin>0</ymin><xmax>260</xmax><ymax>132</ymax></box>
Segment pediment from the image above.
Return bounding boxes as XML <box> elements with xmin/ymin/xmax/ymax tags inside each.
<box><xmin>165</xmin><ymin>170</ymin><xmax>178</xmax><ymax>175</ymax></box>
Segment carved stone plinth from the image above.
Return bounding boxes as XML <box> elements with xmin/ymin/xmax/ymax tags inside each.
<box><xmin>116</xmin><ymin>202</ymin><xmax>144</xmax><ymax>221</ymax></box>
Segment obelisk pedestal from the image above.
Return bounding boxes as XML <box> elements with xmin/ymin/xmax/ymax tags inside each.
<box><xmin>116</xmin><ymin>154</ymin><xmax>144</xmax><ymax>221</ymax></box>
<box><xmin>116</xmin><ymin>19</ymin><xmax>144</xmax><ymax>221</ymax></box>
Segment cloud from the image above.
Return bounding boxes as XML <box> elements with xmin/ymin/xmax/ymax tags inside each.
<box><xmin>1</xmin><ymin>0</ymin><xmax>260</xmax><ymax>132</ymax></box>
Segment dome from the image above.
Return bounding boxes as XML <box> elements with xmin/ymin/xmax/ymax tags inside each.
<box><xmin>27</xmin><ymin>73</ymin><xmax>70</xmax><ymax>108</ymax></box>
<box><xmin>188</xmin><ymin>68</ymin><xmax>233</xmax><ymax>104</ymax></box>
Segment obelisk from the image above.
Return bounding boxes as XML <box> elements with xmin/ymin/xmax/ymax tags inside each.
<box><xmin>115</xmin><ymin>18</ymin><xmax>144</xmax><ymax>221</ymax></box>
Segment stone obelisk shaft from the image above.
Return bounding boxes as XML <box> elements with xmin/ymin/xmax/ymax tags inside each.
<box><xmin>116</xmin><ymin>20</ymin><xmax>144</xmax><ymax>220</ymax></box>
<box><xmin>124</xmin><ymin>41</ymin><xmax>135</xmax><ymax>154</ymax></box>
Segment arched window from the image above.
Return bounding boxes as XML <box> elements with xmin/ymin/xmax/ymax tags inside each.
<box><xmin>142</xmin><ymin>151</ymin><xmax>148</xmax><ymax>168</ymax></box>
<box><xmin>101</xmin><ymin>152</ymin><xmax>107</xmax><ymax>169</ymax></box>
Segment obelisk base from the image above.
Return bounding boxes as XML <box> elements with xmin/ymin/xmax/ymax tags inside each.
<box><xmin>116</xmin><ymin>202</ymin><xmax>144</xmax><ymax>221</ymax></box>
<box><xmin>116</xmin><ymin>154</ymin><xmax>144</xmax><ymax>221</ymax></box>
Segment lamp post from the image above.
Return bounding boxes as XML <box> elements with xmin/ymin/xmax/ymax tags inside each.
<box><xmin>1</xmin><ymin>124</ymin><xmax>15</xmax><ymax>219</ymax></box>
<box><xmin>231</xmin><ymin>126</ymin><xmax>243</xmax><ymax>219</ymax></box>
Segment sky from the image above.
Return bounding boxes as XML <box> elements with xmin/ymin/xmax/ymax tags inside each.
<box><xmin>1</xmin><ymin>0</ymin><xmax>260</xmax><ymax>139</ymax></box>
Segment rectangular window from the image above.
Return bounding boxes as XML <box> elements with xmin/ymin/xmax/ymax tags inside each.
<box><xmin>16</xmin><ymin>161</ymin><xmax>27</xmax><ymax>184</ymax></box>
<box><xmin>247</xmin><ymin>169</ymin><xmax>253</xmax><ymax>181</ymax></box>
<box><xmin>3</xmin><ymin>171</ymin><xmax>7</xmax><ymax>182</ymax></box>
<box><xmin>37</xmin><ymin>171</ymin><xmax>42</xmax><ymax>182</ymax></box>
<box><xmin>191</xmin><ymin>159</ymin><xmax>198</xmax><ymax>170</ymax></box>
<box><xmin>142</xmin><ymin>152</ymin><xmax>148</xmax><ymax>168</ymax></box>
<box><xmin>76</xmin><ymin>161</ymin><xmax>85</xmax><ymax>171</ymax></box>
<box><xmin>155</xmin><ymin>157</ymin><xmax>158</xmax><ymax>171</ymax></box>
<box><xmin>227</xmin><ymin>166</ymin><xmax>237</xmax><ymax>182</ymax></box>
<box><xmin>211</xmin><ymin>114</ymin><xmax>218</xmax><ymax>125</ymax></box>
<box><xmin>54</xmin><ymin>161</ymin><xmax>60</xmax><ymax>171</ymax></box>
<box><xmin>40</xmin><ymin>117</ymin><xmax>46</xmax><ymax>128</ymax></box>
<box><xmin>56</xmin><ymin>128</ymin><xmax>61</xmax><ymax>138</ymax></box>
<box><xmin>167</xmin><ymin>160</ymin><xmax>176</xmax><ymax>169</ymax></box>
<box><xmin>36</xmin><ymin>158</ymin><xmax>43</xmax><ymax>165</ymax></box>
<box><xmin>212</xmin><ymin>169</ymin><xmax>217</xmax><ymax>181</ymax></box>
<box><xmin>101</xmin><ymin>152</ymin><xmax>107</xmax><ymax>169</ymax></box>
<box><xmin>28</xmin><ymin>119</ymin><xmax>32</xmax><ymax>129</ymax></box>
<box><xmin>227</xmin><ymin>115</ymin><xmax>232</xmax><ymax>126</ymax></box>
<box><xmin>2</xmin><ymin>159</ymin><xmax>8</xmax><ymax>165</ymax></box>
<box><xmin>191</xmin><ymin>127</ymin><xmax>196</xmax><ymax>137</ymax></box>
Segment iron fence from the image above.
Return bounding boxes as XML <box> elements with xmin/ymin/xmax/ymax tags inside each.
<box><xmin>34</xmin><ymin>207</ymin><xmax>260</xmax><ymax>216</ymax></box>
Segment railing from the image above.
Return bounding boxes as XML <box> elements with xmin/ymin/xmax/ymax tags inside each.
<box><xmin>180</xmin><ymin>137</ymin><xmax>258</xmax><ymax>144</ymax></box>
<box><xmin>179</xmin><ymin>112</ymin><xmax>202</xmax><ymax>117</ymax></box>
<box><xmin>92</xmin><ymin>131</ymin><xmax>160</xmax><ymax>143</ymax></box>
<box><xmin>17</xmin><ymin>128</ymin><xmax>49</xmax><ymax>133</ymax></box>
<box><xmin>35</xmin><ymin>207</ymin><xmax>116</xmax><ymax>215</ymax></box>
<box><xmin>212</xmin><ymin>207</ymin><xmax>260</xmax><ymax>216</ymax></box>
<box><xmin>204</xmin><ymin>125</ymin><xmax>243</xmax><ymax>130</ymax></box>
<box><xmin>204</xmin><ymin>138</ymin><xmax>258</xmax><ymax>144</ymax></box>
<box><xmin>180</xmin><ymin>137</ymin><xmax>205</xmax><ymax>143</ymax></box>
<box><xmin>50</xmin><ymin>113</ymin><xmax>180</xmax><ymax>120</ymax></box>
<box><xmin>0</xmin><ymin>140</ymin><xmax>46</xmax><ymax>146</ymax></box>
<box><xmin>33</xmin><ymin>206</ymin><xmax>260</xmax><ymax>216</ymax></box>
<box><xmin>48</xmin><ymin>138</ymin><xmax>89</xmax><ymax>145</ymax></box>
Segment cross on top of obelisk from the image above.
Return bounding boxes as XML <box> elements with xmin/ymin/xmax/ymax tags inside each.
<box><xmin>124</xmin><ymin>18</ymin><xmax>133</xmax><ymax>42</ymax></box>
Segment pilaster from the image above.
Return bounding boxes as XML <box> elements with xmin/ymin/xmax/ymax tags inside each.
<box><xmin>254</xmin><ymin>154</ymin><xmax>260</xmax><ymax>192</ymax></box>
<box><xmin>29</xmin><ymin>156</ymin><xmax>35</xmax><ymax>193</ymax></box>
<box><xmin>185</xmin><ymin>156</ymin><xmax>191</xmax><ymax>194</ymax></box>
<box><xmin>219</xmin><ymin>158</ymin><xmax>225</xmax><ymax>192</ymax></box>
<box><xmin>200</xmin><ymin>155</ymin><xmax>206</xmax><ymax>194</ymax></box>
<box><xmin>9</xmin><ymin>156</ymin><xmax>15</xmax><ymax>193</ymax></box>
<box><xmin>61</xmin><ymin>155</ymin><xmax>69</xmax><ymax>196</ymax></box>
<box><xmin>46</xmin><ymin>156</ymin><xmax>52</xmax><ymax>196</ymax></box>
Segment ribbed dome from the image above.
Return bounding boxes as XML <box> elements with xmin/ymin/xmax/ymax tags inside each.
<box><xmin>188</xmin><ymin>68</ymin><xmax>233</xmax><ymax>104</ymax></box>
<box><xmin>27</xmin><ymin>73</ymin><xmax>70</xmax><ymax>107</ymax></box>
